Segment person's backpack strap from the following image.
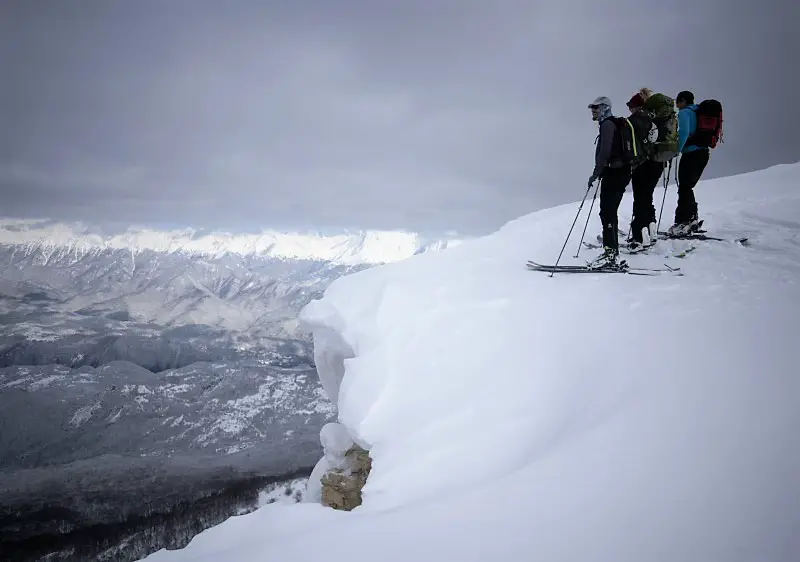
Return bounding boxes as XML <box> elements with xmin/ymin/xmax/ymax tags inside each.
<box><xmin>606</xmin><ymin>116</ymin><xmax>637</xmax><ymax>168</ymax></box>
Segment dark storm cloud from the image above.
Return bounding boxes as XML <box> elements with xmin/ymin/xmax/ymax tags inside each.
<box><xmin>1</xmin><ymin>0</ymin><xmax>797</xmax><ymax>235</ymax></box>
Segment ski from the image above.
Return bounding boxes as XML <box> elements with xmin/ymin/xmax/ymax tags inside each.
<box><xmin>526</xmin><ymin>261</ymin><xmax>682</xmax><ymax>276</ymax></box>
<box><xmin>657</xmin><ymin>231</ymin><xmax>724</xmax><ymax>241</ymax></box>
<box><xmin>595</xmin><ymin>229</ymin><xmax>629</xmax><ymax>245</ymax></box>
<box><xmin>583</xmin><ymin>241</ymin><xmax>687</xmax><ymax>257</ymax></box>
<box><xmin>657</xmin><ymin>232</ymin><xmax>750</xmax><ymax>245</ymax></box>
<box><xmin>529</xmin><ymin>259</ymin><xmax>681</xmax><ymax>273</ymax></box>
<box><xmin>621</xmin><ymin>246</ymin><xmax>654</xmax><ymax>256</ymax></box>
<box><xmin>527</xmin><ymin>263</ymin><xmax>655</xmax><ymax>275</ymax></box>
<box><xmin>526</xmin><ymin>264</ymin><xmax>671</xmax><ymax>277</ymax></box>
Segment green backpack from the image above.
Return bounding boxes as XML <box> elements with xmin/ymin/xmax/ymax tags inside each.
<box><xmin>642</xmin><ymin>93</ymin><xmax>678</xmax><ymax>162</ymax></box>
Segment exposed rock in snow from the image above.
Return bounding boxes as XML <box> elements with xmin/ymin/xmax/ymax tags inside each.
<box><xmin>305</xmin><ymin>422</ymin><xmax>356</xmax><ymax>504</ymax></box>
<box><xmin>320</xmin><ymin>444</ymin><xmax>372</xmax><ymax>511</ymax></box>
<box><xmin>306</xmin><ymin>422</ymin><xmax>373</xmax><ymax>512</ymax></box>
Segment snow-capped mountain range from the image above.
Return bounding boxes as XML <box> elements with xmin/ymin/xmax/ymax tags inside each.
<box><xmin>0</xmin><ymin>219</ymin><xmax>458</xmax><ymax>364</ymax></box>
<box><xmin>0</xmin><ymin>219</ymin><xmax>457</xmax><ymax>560</ymax></box>
<box><xmin>0</xmin><ymin>219</ymin><xmax>462</xmax><ymax>265</ymax></box>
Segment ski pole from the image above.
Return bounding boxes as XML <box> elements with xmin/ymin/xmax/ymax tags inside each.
<box><xmin>551</xmin><ymin>181</ymin><xmax>595</xmax><ymax>277</ymax></box>
<box><xmin>656</xmin><ymin>158</ymin><xmax>673</xmax><ymax>232</ymax></box>
<box><xmin>573</xmin><ymin>179</ymin><xmax>600</xmax><ymax>258</ymax></box>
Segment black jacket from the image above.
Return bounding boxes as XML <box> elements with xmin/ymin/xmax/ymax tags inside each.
<box><xmin>593</xmin><ymin>117</ymin><xmax>617</xmax><ymax>178</ymax></box>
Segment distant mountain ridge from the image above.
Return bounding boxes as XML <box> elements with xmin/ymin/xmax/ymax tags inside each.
<box><xmin>0</xmin><ymin>217</ymin><xmax>462</xmax><ymax>560</ymax></box>
<box><xmin>0</xmin><ymin>219</ymin><xmax>462</xmax><ymax>265</ymax></box>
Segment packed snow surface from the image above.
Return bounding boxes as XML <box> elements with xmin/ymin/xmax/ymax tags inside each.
<box><xmin>144</xmin><ymin>162</ymin><xmax>800</xmax><ymax>562</ymax></box>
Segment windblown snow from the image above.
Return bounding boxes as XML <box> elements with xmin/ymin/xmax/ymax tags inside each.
<box><xmin>0</xmin><ymin>221</ymin><xmax>461</xmax><ymax>265</ymax></box>
<box><xmin>144</xmin><ymin>162</ymin><xmax>800</xmax><ymax>562</ymax></box>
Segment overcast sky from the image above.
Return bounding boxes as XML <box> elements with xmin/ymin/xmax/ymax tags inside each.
<box><xmin>1</xmin><ymin>0</ymin><xmax>797</xmax><ymax>236</ymax></box>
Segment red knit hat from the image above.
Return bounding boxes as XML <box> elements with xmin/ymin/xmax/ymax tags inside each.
<box><xmin>627</xmin><ymin>93</ymin><xmax>645</xmax><ymax>108</ymax></box>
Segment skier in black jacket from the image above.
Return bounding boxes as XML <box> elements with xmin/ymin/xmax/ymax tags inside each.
<box><xmin>588</xmin><ymin>96</ymin><xmax>631</xmax><ymax>265</ymax></box>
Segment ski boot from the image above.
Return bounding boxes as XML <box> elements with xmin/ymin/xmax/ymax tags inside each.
<box><xmin>587</xmin><ymin>247</ymin><xmax>628</xmax><ymax>271</ymax></box>
<box><xmin>667</xmin><ymin>218</ymin><xmax>703</xmax><ymax>237</ymax></box>
<box><xmin>648</xmin><ymin>222</ymin><xmax>658</xmax><ymax>242</ymax></box>
<box><xmin>624</xmin><ymin>226</ymin><xmax>652</xmax><ymax>254</ymax></box>
<box><xmin>626</xmin><ymin>240</ymin><xmax>648</xmax><ymax>254</ymax></box>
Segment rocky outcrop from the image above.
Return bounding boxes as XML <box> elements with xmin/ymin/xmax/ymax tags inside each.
<box><xmin>320</xmin><ymin>444</ymin><xmax>372</xmax><ymax>511</ymax></box>
<box><xmin>305</xmin><ymin>422</ymin><xmax>372</xmax><ymax>511</ymax></box>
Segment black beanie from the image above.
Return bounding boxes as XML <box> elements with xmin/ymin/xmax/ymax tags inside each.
<box><xmin>677</xmin><ymin>90</ymin><xmax>694</xmax><ymax>104</ymax></box>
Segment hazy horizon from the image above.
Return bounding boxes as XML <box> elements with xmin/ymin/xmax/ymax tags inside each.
<box><xmin>2</xmin><ymin>0</ymin><xmax>797</xmax><ymax>237</ymax></box>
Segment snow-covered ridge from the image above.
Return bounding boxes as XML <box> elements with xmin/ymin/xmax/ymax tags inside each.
<box><xmin>0</xmin><ymin>220</ymin><xmax>463</xmax><ymax>265</ymax></box>
<box><xmin>144</xmin><ymin>162</ymin><xmax>800</xmax><ymax>562</ymax></box>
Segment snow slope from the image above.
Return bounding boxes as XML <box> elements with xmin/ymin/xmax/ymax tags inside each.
<box><xmin>0</xmin><ymin>221</ymin><xmax>461</xmax><ymax>265</ymax></box>
<box><xmin>143</xmin><ymin>162</ymin><xmax>800</xmax><ymax>562</ymax></box>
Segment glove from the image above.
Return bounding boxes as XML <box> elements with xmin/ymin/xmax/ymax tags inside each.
<box><xmin>588</xmin><ymin>175</ymin><xmax>597</xmax><ymax>187</ymax></box>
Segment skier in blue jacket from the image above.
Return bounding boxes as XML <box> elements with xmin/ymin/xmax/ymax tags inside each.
<box><xmin>669</xmin><ymin>90</ymin><xmax>711</xmax><ymax>236</ymax></box>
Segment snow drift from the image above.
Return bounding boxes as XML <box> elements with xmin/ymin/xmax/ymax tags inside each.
<box><xmin>144</xmin><ymin>162</ymin><xmax>800</xmax><ymax>562</ymax></box>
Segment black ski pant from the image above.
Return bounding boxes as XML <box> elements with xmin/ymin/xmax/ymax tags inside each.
<box><xmin>599</xmin><ymin>166</ymin><xmax>631</xmax><ymax>251</ymax></box>
<box><xmin>675</xmin><ymin>148</ymin><xmax>710</xmax><ymax>224</ymax></box>
<box><xmin>630</xmin><ymin>160</ymin><xmax>665</xmax><ymax>242</ymax></box>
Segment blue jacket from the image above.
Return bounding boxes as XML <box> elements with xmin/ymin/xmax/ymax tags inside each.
<box><xmin>678</xmin><ymin>104</ymin><xmax>708</xmax><ymax>153</ymax></box>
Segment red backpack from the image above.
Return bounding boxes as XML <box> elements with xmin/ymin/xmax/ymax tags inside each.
<box><xmin>688</xmin><ymin>99</ymin><xmax>724</xmax><ymax>149</ymax></box>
